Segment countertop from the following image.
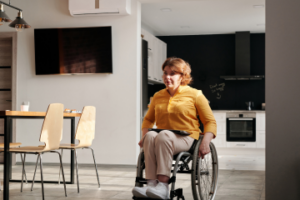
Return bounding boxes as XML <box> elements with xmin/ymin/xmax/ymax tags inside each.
<box><xmin>212</xmin><ymin>110</ymin><xmax>265</xmax><ymax>113</ymax></box>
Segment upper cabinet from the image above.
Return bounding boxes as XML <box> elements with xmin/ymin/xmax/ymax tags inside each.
<box><xmin>142</xmin><ymin>29</ymin><xmax>166</xmax><ymax>84</ymax></box>
<box><xmin>157</xmin><ymin>40</ymin><xmax>165</xmax><ymax>83</ymax></box>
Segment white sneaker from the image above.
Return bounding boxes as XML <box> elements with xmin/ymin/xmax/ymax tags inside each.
<box><xmin>146</xmin><ymin>182</ymin><xmax>170</xmax><ymax>199</ymax></box>
<box><xmin>132</xmin><ymin>186</ymin><xmax>150</xmax><ymax>198</ymax></box>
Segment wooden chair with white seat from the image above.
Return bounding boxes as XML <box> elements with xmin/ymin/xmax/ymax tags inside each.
<box><xmin>32</xmin><ymin>106</ymin><xmax>100</xmax><ymax>193</ymax></box>
<box><xmin>9</xmin><ymin>103</ymin><xmax>67</xmax><ymax>200</ymax></box>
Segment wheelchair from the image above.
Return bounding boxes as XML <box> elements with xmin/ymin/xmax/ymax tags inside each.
<box><xmin>133</xmin><ymin>135</ymin><xmax>219</xmax><ymax>200</ymax></box>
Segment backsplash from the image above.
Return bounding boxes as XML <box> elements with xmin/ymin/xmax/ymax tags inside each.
<box><xmin>150</xmin><ymin>33</ymin><xmax>265</xmax><ymax>110</ymax></box>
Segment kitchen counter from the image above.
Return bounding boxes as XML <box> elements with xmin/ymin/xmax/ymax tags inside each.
<box><xmin>212</xmin><ymin>110</ymin><xmax>265</xmax><ymax>113</ymax></box>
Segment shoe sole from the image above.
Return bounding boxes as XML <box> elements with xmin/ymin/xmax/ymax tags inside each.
<box><xmin>132</xmin><ymin>190</ymin><xmax>149</xmax><ymax>198</ymax></box>
<box><xmin>146</xmin><ymin>191</ymin><xmax>168</xmax><ymax>199</ymax></box>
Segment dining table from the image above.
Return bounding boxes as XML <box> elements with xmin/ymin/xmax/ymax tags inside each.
<box><xmin>0</xmin><ymin>110</ymin><xmax>81</xmax><ymax>200</ymax></box>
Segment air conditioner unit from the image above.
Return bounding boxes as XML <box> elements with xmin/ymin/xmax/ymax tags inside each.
<box><xmin>69</xmin><ymin>0</ymin><xmax>131</xmax><ymax>17</ymax></box>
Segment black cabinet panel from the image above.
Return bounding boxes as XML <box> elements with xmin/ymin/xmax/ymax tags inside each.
<box><xmin>156</xmin><ymin>34</ymin><xmax>265</xmax><ymax>110</ymax></box>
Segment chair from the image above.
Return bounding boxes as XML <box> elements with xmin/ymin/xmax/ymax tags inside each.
<box><xmin>133</xmin><ymin>135</ymin><xmax>219</xmax><ymax>200</ymax></box>
<box><xmin>0</xmin><ymin>143</ymin><xmax>28</xmax><ymax>191</ymax></box>
<box><xmin>0</xmin><ymin>143</ymin><xmax>22</xmax><ymax>148</ymax></box>
<box><xmin>32</xmin><ymin>106</ymin><xmax>100</xmax><ymax>193</ymax></box>
<box><xmin>9</xmin><ymin>103</ymin><xmax>67</xmax><ymax>200</ymax></box>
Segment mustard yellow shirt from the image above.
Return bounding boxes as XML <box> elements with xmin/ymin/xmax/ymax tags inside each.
<box><xmin>142</xmin><ymin>85</ymin><xmax>217</xmax><ymax>140</ymax></box>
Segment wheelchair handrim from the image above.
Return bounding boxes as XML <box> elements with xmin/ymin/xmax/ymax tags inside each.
<box><xmin>191</xmin><ymin>136</ymin><xmax>219</xmax><ymax>200</ymax></box>
<box><xmin>197</xmin><ymin>143</ymin><xmax>218</xmax><ymax>200</ymax></box>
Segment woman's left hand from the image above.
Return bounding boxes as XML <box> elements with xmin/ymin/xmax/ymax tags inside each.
<box><xmin>198</xmin><ymin>132</ymin><xmax>214</xmax><ymax>159</ymax></box>
<box><xmin>198</xmin><ymin>141</ymin><xmax>210</xmax><ymax>159</ymax></box>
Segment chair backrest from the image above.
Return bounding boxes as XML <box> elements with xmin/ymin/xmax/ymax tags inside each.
<box><xmin>75</xmin><ymin>106</ymin><xmax>96</xmax><ymax>147</ymax></box>
<box><xmin>40</xmin><ymin>103</ymin><xmax>64</xmax><ymax>151</ymax></box>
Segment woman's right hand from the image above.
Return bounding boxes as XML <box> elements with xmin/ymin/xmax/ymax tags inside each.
<box><xmin>138</xmin><ymin>139</ymin><xmax>144</xmax><ymax>148</ymax></box>
<box><xmin>138</xmin><ymin>128</ymin><xmax>149</xmax><ymax>148</ymax></box>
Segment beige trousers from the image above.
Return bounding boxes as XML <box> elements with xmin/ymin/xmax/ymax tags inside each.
<box><xmin>143</xmin><ymin>130</ymin><xmax>195</xmax><ymax>180</ymax></box>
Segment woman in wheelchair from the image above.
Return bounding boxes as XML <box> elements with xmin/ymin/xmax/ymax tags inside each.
<box><xmin>132</xmin><ymin>57</ymin><xmax>217</xmax><ymax>199</ymax></box>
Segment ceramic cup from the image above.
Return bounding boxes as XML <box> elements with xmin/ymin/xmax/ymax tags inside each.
<box><xmin>21</xmin><ymin>101</ymin><xmax>30</xmax><ymax>111</ymax></box>
<box><xmin>20</xmin><ymin>105</ymin><xmax>29</xmax><ymax>111</ymax></box>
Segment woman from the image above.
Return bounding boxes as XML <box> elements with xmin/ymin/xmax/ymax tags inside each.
<box><xmin>132</xmin><ymin>57</ymin><xmax>217</xmax><ymax>199</ymax></box>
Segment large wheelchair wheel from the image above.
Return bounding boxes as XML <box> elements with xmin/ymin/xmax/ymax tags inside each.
<box><xmin>191</xmin><ymin>136</ymin><xmax>218</xmax><ymax>200</ymax></box>
<box><xmin>135</xmin><ymin>149</ymin><xmax>145</xmax><ymax>187</ymax></box>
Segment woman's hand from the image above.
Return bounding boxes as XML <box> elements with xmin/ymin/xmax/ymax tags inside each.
<box><xmin>138</xmin><ymin>139</ymin><xmax>144</xmax><ymax>148</ymax></box>
<box><xmin>198</xmin><ymin>141</ymin><xmax>210</xmax><ymax>159</ymax></box>
<box><xmin>198</xmin><ymin>132</ymin><xmax>214</xmax><ymax>159</ymax></box>
<box><xmin>138</xmin><ymin>128</ymin><xmax>149</xmax><ymax>148</ymax></box>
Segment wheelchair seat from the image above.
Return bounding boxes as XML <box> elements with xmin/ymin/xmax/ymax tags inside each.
<box><xmin>173</xmin><ymin>138</ymin><xmax>197</xmax><ymax>161</ymax></box>
<box><xmin>187</xmin><ymin>138</ymin><xmax>198</xmax><ymax>154</ymax></box>
<box><xmin>134</xmin><ymin>135</ymin><xmax>219</xmax><ymax>200</ymax></box>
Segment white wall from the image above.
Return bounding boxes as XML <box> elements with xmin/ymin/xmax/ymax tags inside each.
<box><xmin>0</xmin><ymin>0</ymin><xmax>141</xmax><ymax>165</ymax></box>
<box><xmin>266</xmin><ymin>0</ymin><xmax>300</xmax><ymax>199</ymax></box>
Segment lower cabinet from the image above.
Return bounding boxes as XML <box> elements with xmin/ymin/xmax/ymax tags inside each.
<box><xmin>212</xmin><ymin>133</ymin><xmax>226</xmax><ymax>148</ymax></box>
<box><xmin>256</xmin><ymin>130</ymin><xmax>265</xmax><ymax>148</ymax></box>
<box><xmin>226</xmin><ymin>142</ymin><xmax>257</xmax><ymax>148</ymax></box>
<box><xmin>216</xmin><ymin>121</ymin><xmax>226</xmax><ymax>133</ymax></box>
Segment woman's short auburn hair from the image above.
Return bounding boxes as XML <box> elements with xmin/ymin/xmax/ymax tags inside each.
<box><xmin>162</xmin><ymin>57</ymin><xmax>193</xmax><ymax>86</ymax></box>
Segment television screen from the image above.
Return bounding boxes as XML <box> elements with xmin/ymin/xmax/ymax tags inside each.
<box><xmin>34</xmin><ymin>26</ymin><xmax>113</xmax><ymax>75</ymax></box>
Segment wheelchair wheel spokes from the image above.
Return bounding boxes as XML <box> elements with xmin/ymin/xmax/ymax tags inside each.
<box><xmin>192</xmin><ymin>140</ymin><xmax>218</xmax><ymax>200</ymax></box>
<box><xmin>198</xmin><ymin>152</ymin><xmax>213</xmax><ymax>200</ymax></box>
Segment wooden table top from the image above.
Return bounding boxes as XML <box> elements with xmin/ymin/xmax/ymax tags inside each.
<box><xmin>0</xmin><ymin>111</ymin><xmax>81</xmax><ymax>117</ymax></box>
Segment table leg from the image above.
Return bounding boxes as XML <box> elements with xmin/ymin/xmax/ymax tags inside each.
<box><xmin>9</xmin><ymin>120</ymin><xmax>12</xmax><ymax>180</ymax></box>
<box><xmin>70</xmin><ymin>117</ymin><xmax>75</xmax><ymax>184</ymax></box>
<box><xmin>4</xmin><ymin>117</ymin><xmax>11</xmax><ymax>200</ymax></box>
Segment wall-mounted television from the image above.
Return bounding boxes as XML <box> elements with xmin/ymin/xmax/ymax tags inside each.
<box><xmin>34</xmin><ymin>26</ymin><xmax>113</xmax><ymax>75</ymax></box>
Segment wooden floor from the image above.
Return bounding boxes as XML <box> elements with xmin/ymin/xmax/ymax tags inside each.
<box><xmin>0</xmin><ymin>163</ymin><xmax>265</xmax><ymax>200</ymax></box>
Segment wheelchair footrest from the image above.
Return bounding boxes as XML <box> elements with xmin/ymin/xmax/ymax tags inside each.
<box><xmin>133</xmin><ymin>196</ymin><xmax>184</xmax><ymax>200</ymax></box>
<box><xmin>135</xmin><ymin>176</ymin><xmax>176</xmax><ymax>185</ymax></box>
<box><xmin>171</xmin><ymin>188</ymin><xmax>185</xmax><ymax>200</ymax></box>
<box><xmin>171</xmin><ymin>170</ymin><xmax>193</xmax><ymax>174</ymax></box>
<box><xmin>134</xmin><ymin>177</ymin><xmax>184</xmax><ymax>200</ymax></box>
<box><xmin>133</xmin><ymin>197</ymin><xmax>171</xmax><ymax>200</ymax></box>
<box><xmin>132</xmin><ymin>188</ymin><xmax>185</xmax><ymax>200</ymax></box>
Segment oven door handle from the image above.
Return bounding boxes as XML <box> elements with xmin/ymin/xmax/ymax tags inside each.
<box><xmin>228</xmin><ymin>118</ymin><xmax>254</xmax><ymax>120</ymax></box>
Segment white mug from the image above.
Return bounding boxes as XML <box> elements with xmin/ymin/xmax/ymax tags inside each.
<box><xmin>20</xmin><ymin>105</ymin><xmax>29</xmax><ymax>111</ymax></box>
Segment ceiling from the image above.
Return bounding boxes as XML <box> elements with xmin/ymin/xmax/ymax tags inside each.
<box><xmin>140</xmin><ymin>0</ymin><xmax>265</xmax><ymax>36</ymax></box>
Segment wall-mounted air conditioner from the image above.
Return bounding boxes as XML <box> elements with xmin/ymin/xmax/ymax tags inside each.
<box><xmin>69</xmin><ymin>0</ymin><xmax>131</xmax><ymax>17</ymax></box>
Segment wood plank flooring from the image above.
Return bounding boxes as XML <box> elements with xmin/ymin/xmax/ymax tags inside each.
<box><xmin>0</xmin><ymin>164</ymin><xmax>265</xmax><ymax>200</ymax></box>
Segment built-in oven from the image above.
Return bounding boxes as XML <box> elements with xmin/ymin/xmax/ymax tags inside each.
<box><xmin>226</xmin><ymin>112</ymin><xmax>256</xmax><ymax>142</ymax></box>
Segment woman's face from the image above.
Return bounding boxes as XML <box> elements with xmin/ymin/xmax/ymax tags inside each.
<box><xmin>163</xmin><ymin>66</ymin><xmax>183</xmax><ymax>90</ymax></box>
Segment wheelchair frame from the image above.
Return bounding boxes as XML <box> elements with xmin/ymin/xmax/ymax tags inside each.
<box><xmin>133</xmin><ymin>135</ymin><xmax>219</xmax><ymax>200</ymax></box>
